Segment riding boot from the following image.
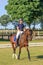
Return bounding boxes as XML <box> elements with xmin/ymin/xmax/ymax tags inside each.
<box><xmin>16</xmin><ymin>39</ymin><xmax>19</xmax><ymax>46</ymax></box>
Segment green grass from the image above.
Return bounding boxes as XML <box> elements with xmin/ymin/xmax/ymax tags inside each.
<box><xmin>0</xmin><ymin>47</ymin><xmax>43</xmax><ymax>65</ymax></box>
<box><xmin>0</xmin><ymin>39</ymin><xmax>43</xmax><ymax>44</ymax></box>
<box><xmin>30</xmin><ymin>39</ymin><xmax>43</xmax><ymax>43</ymax></box>
<box><xmin>0</xmin><ymin>41</ymin><xmax>10</xmax><ymax>44</ymax></box>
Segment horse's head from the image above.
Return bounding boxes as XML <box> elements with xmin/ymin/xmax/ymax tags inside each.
<box><xmin>24</xmin><ymin>29</ymin><xmax>33</xmax><ymax>41</ymax></box>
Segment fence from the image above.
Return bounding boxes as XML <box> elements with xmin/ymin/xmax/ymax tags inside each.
<box><xmin>33</xmin><ymin>30</ymin><xmax>43</xmax><ymax>40</ymax></box>
<box><xmin>0</xmin><ymin>29</ymin><xmax>16</xmax><ymax>40</ymax></box>
<box><xmin>0</xmin><ymin>29</ymin><xmax>43</xmax><ymax>40</ymax></box>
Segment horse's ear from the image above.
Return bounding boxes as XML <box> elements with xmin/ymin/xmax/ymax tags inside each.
<box><xmin>24</xmin><ymin>29</ymin><xmax>27</xmax><ymax>32</ymax></box>
<box><xmin>10</xmin><ymin>33</ymin><xmax>13</xmax><ymax>36</ymax></box>
<box><xmin>29</xmin><ymin>29</ymin><xmax>33</xmax><ymax>35</ymax></box>
<box><xmin>24</xmin><ymin>29</ymin><xmax>29</xmax><ymax>34</ymax></box>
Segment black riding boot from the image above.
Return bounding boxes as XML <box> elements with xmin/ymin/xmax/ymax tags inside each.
<box><xmin>16</xmin><ymin>39</ymin><xmax>19</xmax><ymax>46</ymax></box>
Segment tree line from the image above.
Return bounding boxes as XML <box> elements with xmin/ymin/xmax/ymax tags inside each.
<box><xmin>0</xmin><ymin>0</ymin><xmax>43</xmax><ymax>29</ymax></box>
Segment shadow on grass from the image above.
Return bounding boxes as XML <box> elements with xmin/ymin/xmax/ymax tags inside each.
<box><xmin>37</xmin><ymin>55</ymin><xmax>43</xmax><ymax>59</ymax></box>
<box><xmin>20</xmin><ymin>56</ymin><xmax>37</xmax><ymax>61</ymax></box>
<box><xmin>20</xmin><ymin>55</ymin><xmax>43</xmax><ymax>61</ymax></box>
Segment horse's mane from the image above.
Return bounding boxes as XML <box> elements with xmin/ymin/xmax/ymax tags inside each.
<box><xmin>24</xmin><ymin>28</ymin><xmax>33</xmax><ymax>36</ymax></box>
<box><xmin>10</xmin><ymin>33</ymin><xmax>16</xmax><ymax>36</ymax></box>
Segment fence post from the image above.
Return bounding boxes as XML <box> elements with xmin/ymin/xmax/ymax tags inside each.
<box><xmin>2</xmin><ymin>35</ymin><xmax>3</xmax><ymax>39</ymax></box>
<box><xmin>8</xmin><ymin>35</ymin><xmax>9</xmax><ymax>40</ymax></box>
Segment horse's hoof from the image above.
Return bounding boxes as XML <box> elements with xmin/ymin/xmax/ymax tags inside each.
<box><xmin>29</xmin><ymin>58</ymin><xmax>31</xmax><ymax>61</ymax></box>
<box><xmin>18</xmin><ymin>57</ymin><xmax>20</xmax><ymax>60</ymax></box>
<box><xmin>15</xmin><ymin>55</ymin><xmax>18</xmax><ymax>59</ymax></box>
<box><xmin>12</xmin><ymin>54</ymin><xmax>17</xmax><ymax>59</ymax></box>
<box><xmin>12</xmin><ymin>54</ymin><xmax>14</xmax><ymax>59</ymax></box>
<box><xmin>15</xmin><ymin>54</ymin><xmax>18</xmax><ymax>59</ymax></box>
<box><xmin>18</xmin><ymin>58</ymin><xmax>20</xmax><ymax>60</ymax></box>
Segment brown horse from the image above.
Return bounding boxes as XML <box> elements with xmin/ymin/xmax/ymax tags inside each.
<box><xmin>10</xmin><ymin>29</ymin><xmax>33</xmax><ymax>60</ymax></box>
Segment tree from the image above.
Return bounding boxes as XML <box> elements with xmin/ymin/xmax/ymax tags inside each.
<box><xmin>5</xmin><ymin>0</ymin><xmax>42</xmax><ymax>28</ymax></box>
<box><xmin>39</xmin><ymin>2</ymin><xmax>43</xmax><ymax>29</ymax></box>
<box><xmin>0</xmin><ymin>15</ymin><xmax>12</xmax><ymax>29</ymax></box>
<box><xmin>40</xmin><ymin>15</ymin><xmax>43</xmax><ymax>29</ymax></box>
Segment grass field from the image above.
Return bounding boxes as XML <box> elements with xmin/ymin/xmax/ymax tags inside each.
<box><xmin>0</xmin><ymin>47</ymin><xmax>43</xmax><ymax>65</ymax></box>
<box><xmin>0</xmin><ymin>39</ymin><xmax>43</xmax><ymax>44</ymax></box>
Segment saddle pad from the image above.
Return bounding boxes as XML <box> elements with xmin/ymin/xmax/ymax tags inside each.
<box><xmin>14</xmin><ymin>36</ymin><xmax>16</xmax><ymax>42</ymax></box>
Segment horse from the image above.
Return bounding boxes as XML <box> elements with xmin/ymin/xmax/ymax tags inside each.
<box><xmin>10</xmin><ymin>29</ymin><xmax>33</xmax><ymax>60</ymax></box>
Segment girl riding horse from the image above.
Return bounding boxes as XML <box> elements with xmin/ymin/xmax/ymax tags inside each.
<box><xmin>10</xmin><ymin>28</ymin><xmax>33</xmax><ymax>60</ymax></box>
<box><xmin>16</xmin><ymin>18</ymin><xmax>25</xmax><ymax>45</ymax></box>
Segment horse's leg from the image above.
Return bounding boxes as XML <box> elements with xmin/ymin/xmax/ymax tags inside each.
<box><xmin>26</xmin><ymin>46</ymin><xmax>31</xmax><ymax>60</ymax></box>
<box><xmin>18</xmin><ymin>47</ymin><xmax>21</xmax><ymax>59</ymax></box>
<box><xmin>12</xmin><ymin>43</ymin><xmax>16</xmax><ymax>58</ymax></box>
<box><xmin>12</xmin><ymin>43</ymin><xmax>16</xmax><ymax>52</ymax></box>
<box><xmin>12</xmin><ymin>43</ymin><xmax>17</xmax><ymax>59</ymax></box>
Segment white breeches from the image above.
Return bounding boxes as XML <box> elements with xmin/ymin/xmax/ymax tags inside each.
<box><xmin>16</xmin><ymin>31</ymin><xmax>23</xmax><ymax>39</ymax></box>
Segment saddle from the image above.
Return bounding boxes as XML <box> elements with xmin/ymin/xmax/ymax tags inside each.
<box><xmin>14</xmin><ymin>33</ymin><xmax>24</xmax><ymax>46</ymax></box>
<box><xmin>14</xmin><ymin>35</ymin><xmax>20</xmax><ymax>46</ymax></box>
<box><xmin>17</xmin><ymin>33</ymin><xmax>24</xmax><ymax>46</ymax></box>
